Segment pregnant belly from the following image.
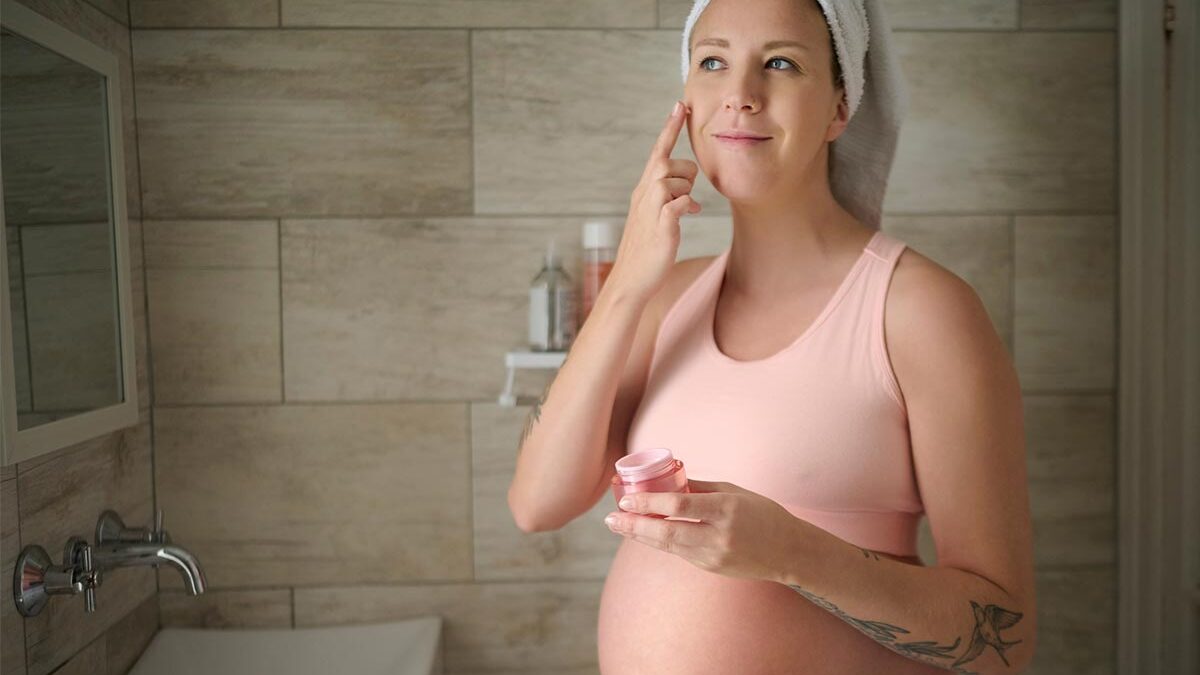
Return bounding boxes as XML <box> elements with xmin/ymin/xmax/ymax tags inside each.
<box><xmin>597</xmin><ymin>538</ymin><xmax>947</xmax><ymax>675</ymax></box>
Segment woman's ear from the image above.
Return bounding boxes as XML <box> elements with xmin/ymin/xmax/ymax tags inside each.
<box><xmin>824</xmin><ymin>90</ymin><xmax>850</xmax><ymax>143</ymax></box>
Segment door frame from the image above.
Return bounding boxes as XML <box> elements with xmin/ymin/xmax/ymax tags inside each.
<box><xmin>1116</xmin><ymin>0</ymin><xmax>1198</xmax><ymax>673</ymax></box>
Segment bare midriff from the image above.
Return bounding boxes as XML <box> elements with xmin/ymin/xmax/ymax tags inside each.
<box><xmin>597</xmin><ymin>537</ymin><xmax>949</xmax><ymax>675</ymax></box>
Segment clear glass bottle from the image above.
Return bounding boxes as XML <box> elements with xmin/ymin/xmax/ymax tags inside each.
<box><xmin>528</xmin><ymin>239</ymin><xmax>576</xmax><ymax>351</ymax></box>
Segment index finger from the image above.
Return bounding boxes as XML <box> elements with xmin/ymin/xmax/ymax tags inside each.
<box><xmin>650</xmin><ymin>100</ymin><xmax>689</xmax><ymax>163</ymax></box>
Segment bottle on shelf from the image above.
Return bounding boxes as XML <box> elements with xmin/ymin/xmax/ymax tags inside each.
<box><xmin>528</xmin><ymin>238</ymin><xmax>576</xmax><ymax>351</ymax></box>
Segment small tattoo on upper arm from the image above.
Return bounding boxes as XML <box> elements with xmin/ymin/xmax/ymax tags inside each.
<box><xmin>857</xmin><ymin>547</ymin><xmax>881</xmax><ymax>561</ymax></box>
<box><xmin>518</xmin><ymin>347</ymin><xmax>571</xmax><ymax>451</ymax></box>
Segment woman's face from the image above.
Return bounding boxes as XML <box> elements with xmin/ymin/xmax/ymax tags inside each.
<box><xmin>684</xmin><ymin>0</ymin><xmax>847</xmax><ymax>202</ymax></box>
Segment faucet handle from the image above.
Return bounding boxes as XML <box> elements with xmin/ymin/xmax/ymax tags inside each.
<box><xmin>63</xmin><ymin>537</ymin><xmax>100</xmax><ymax>614</ymax></box>
<box><xmin>151</xmin><ymin>509</ymin><xmax>171</xmax><ymax>544</ymax></box>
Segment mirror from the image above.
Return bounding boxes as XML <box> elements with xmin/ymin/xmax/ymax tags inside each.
<box><xmin>0</xmin><ymin>0</ymin><xmax>138</xmax><ymax>465</ymax></box>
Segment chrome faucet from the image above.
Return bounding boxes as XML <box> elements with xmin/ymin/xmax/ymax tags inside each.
<box><xmin>12</xmin><ymin>509</ymin><xmax>207</xmax><ymax>618</ymax></box>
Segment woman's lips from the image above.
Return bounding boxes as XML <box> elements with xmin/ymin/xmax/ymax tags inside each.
<box><xmin>716</xmin><ymin>135</ymin><xmax>771</xmax><ymax>147</ymax></box>
<box><xmin>715</xmin><ymin>132</ymin><xmax>772</xmax><ymax>145</ymax></box>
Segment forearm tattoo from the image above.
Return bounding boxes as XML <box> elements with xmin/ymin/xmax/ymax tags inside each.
<box><xmin>786</xmin><ymin>577</ymin><xmax>1025</xmax><ymax>674</ymax></box>
<box><xmin>518</xmin><ymin>347</ymin><xmax>571</xmax><ymax>449</ymax></box>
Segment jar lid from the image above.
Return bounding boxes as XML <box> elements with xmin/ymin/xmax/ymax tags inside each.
<box><xmin>615</xmin><ymin>447</ymin><xmax>675</xmax><ymax>481</ymax></box>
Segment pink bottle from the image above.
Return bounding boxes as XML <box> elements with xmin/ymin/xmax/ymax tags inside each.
<box><xmin>611</xmin><ymin>448</ymin><xmax>690</xmax><ymax>520</ymax></box>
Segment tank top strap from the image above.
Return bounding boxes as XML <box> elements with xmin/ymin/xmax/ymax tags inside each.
<box><xmin>859</xmin><ymin>229</ymin><xmax>908</xmax><ymax>413</ymax></box>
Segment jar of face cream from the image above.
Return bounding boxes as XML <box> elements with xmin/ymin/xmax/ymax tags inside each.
<box><xmin>611</xmin><ymin>448</ymin><xmax>690</xmax><ymax>519</ymax></box>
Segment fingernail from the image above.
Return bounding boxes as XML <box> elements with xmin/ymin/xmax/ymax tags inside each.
<box><xmin>672</xmin><ymin>101</ymin><xmax>682</xmax><ymax>117</ymax></box>
<box><xmin>604</xmin><ymin>514</ymin><xmax>618</xmax><ymax>528</ymax></box>
<box><xmin>619</xmin><ymin>497</ymin><xmax>634</xmax><ymax>510</ymax></box>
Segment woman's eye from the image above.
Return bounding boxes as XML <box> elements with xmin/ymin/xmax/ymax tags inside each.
<box><xmin>697</xmin><ymin>56</ymin><xmax>797</xmax><ymax>72</ymax></box>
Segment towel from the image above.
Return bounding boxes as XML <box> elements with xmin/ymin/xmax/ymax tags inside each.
<box><xmin>680</xmin><ymin>0</ymin><xmax>908</xmax><ymax>230</ymax></box>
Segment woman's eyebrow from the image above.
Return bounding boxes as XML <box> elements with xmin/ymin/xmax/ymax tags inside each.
<box><xmin>693</xmin><ymin>37</ymin><xmax>811</xmax><ymax>51</ymax></box>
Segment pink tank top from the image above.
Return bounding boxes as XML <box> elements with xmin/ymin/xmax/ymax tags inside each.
<box><xmin>625</xmin><ymin>229</ymin><xmax>924</xmax><ymax>557</ymax></box>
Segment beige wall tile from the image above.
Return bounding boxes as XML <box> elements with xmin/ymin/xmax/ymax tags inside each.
<box><xmin>284</xmin><ymin>0</ymin><xmax>655</xmax><ymax>28</ymax></box>
<box><xmin>1028</xmin><ymin>564</ymin><xmax>1114</xmax><ymax>675</ymax></box>
<box><xmin>281</xmin><ymin>215</ymin><xmax>730</xmax><ymax>403</ymax></box>
<box><xmin>132</xmin><ymin>29</ymin><xmax>470</xmax><ymax>218</ymax></box>
<box><xmin>661</xmin><ymin>0</ymin><xmax>1019</xmax><ymax>30</ymax></box>
<box><xmin>159</xmin><ymin>588</ymin><xmax>291</xmax><ymax>628</ymax></box>
<box><xmin>888</xmin><ymin>32</ymin><xmax>1115</xmax><ymax>214</ymax></box>
<box><xmin>2</xmin><ymin>479</ymin><xmax>27</xmax><ymax>675</ymax></box>
<box><xmin>46</xmin><ymin>635</ymin><xmax>105</xmax><ymax>675</ymax></box>
<box><xmin>294</xmin><ymin>580</ymin><xmax>603</xmax><ymax>672</ymax></box>
<box><xmin>153</xmin><ymin>403</ymin><xmax>471</xmax><ymax>588</ymax></box>
<box><xmin>1021</xmin><ymin>0</ymin><xmax>1116</xmax><ymax>30</ymax></box>
<box><xmin>18</xmin><ymin>409</ymin><xmax>156</xmax><ymax>675</ymax></box>
<box><xmin>1024</xmin><ymin>395</ymin><xmax>1114</xmax><ymax>567</ymax></box>
<box><xmin>103</xmin><ymin>595</ymin><xmax>159</xmax><ymax>675</ymax></box>
<box><xmin>131</xmin><ymin>0</ymin><xmax>277</xmax><ymax>27</ymax></box>
<box><xmin>1014</xmin><ymin>215</ymin><xmax>1116</xmax><ymax>391</ymax></box>
<box><xmin>144</xmin><ymin>220</ymin><xmax>281</xmax><ymax>404</ymax></box>
<box><xmin>144</xmin><ymin>220</ymin><xmax>278</xmax><ymax>269</ymax></box>
<box><xmin>884</xmin><ymin>215</ymin><xmax>1014</xmax><ymax>354</ymax></box>
<box><xmin>473</xmin><ymin>29</ymin><xmax>717</xmax><ymax>215</ymax></box>
<box><xmin>147</xmin><ymin>268</ymin><xmax>281</xmax><ymax>404</ymax></box>
<box><xmin>471</xmin><ymin>403</ymin><xmax>620</xmax><ymax>580</ymax></box>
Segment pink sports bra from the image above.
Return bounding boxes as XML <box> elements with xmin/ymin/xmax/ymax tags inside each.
<box><xmin>624</xmin><ymin>229</ymin><xmax>925</xmax><ymax>557</ymax></box>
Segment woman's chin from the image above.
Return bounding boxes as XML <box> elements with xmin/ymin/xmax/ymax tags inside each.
<box><xmin>711</xmin><ymin>174</ymin><xmax>778</xmax><ymax>203</ymax></box>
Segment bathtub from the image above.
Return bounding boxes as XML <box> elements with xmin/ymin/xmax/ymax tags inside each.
<box><xmin>127</xmin><ymin>616</ymin><xmax>443</xmax><ymax>675</ymax></box>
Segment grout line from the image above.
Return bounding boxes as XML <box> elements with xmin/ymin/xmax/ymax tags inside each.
<box><xmin>118</xmin><ymin>25</ymin><xmax>1115</xmax><ymax>33</ymax></box>
<box><xmin>1010</xmin><ymin>214</ymin><xmax>1017</xmax><ymax>354</ymax></box>
<box><xmin>467</xmin><ymin>403</ymin><xmax>475</xmax><ymax>581</ymax></box>
<box><xmin>137</xmin><ymin>210</ymin><xmax>1120</xmax><ymax>222</ymax></box>
<box><xmin>279</xmin><ymin>219</ymin><xmax>286</xmax><ymax>403</ymax></box>
<box><xmin>468</xmin><ymin>29</ymin><xmax>475</xmax><ymax>216</ymax></box>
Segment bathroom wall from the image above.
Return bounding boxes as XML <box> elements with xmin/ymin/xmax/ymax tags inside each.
<box><xmin>128</xmin><ymin>0</ymin><xmax>1116</xmax><ymax>673</ymax></box>
<box><xmin>1</xmin><ymin>1</ymin><xmax>159</xmax><ymax>674</ymax></box>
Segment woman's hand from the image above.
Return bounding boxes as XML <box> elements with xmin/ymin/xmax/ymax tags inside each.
<box><xmin>604</xmin><ymin>478</ymin><xmax>825</xmax><ymax>583</ymax></box>
<box><xmin>605</xmin><ymin>100</ymin><xmax>702</xmax><ymax>303</ymax></box>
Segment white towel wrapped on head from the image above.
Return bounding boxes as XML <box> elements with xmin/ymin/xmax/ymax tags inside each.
<box><xmin>680</xmin><ymin>0</ymin><xmax>908</xmax><ymax>230</ymax></box>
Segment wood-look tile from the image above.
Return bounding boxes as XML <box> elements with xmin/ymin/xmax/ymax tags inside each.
<box><xmin>887</xmin><ymin>32</ymin><xmax>1115</xmax><ymax>214</ymax></box>
<box><xmin>130</xmin><ymin>0</ymin><xmax>278</xmax><ymax>27</ymax></box>
<box><xmin>473</xmin><ymin>29</ymin><xmax>719</xmax><ymax>215</ymax></box>
<box><xmin>471</xmin><ymin>402</ymin><xmax>620</xmax><ymax>580</ymax></box>
<box><xmin>83</xmin><ymin>0</ymin><xmax>129</xmax><ymax>26</ymax></box>
<box><xmin>283</xmin><ymin>0</ymin><xmax>655</xmax><ymax>28</ymax></box>
<box><xmin>2</xmin><ymin>479</ymin><xmax>27</xmax><ymax>675</ymax></box>
<box><xmin>152</xmin><ymin>403</ymin><xmax>471</xmax><ymax>589</ymax></box>
<box><xmin>1028</xmin><ymin>564</ymin><xmax>1114</xmax><ymax>675</ymax></box>
<box><xmin>143</xmin><ymin>220</ymin><xmax>278</xmax><ymax>269</ymax></box>
<box><xmin>1024</xmin><ymin>395</ymin><xmax>1114</xmax><ymax>567</ymax></box>
<box><xmin>45</xmin><ymin>635</ymin><xmax>105</xmax><ymax>675</ymax></box>
<box><xmin>884</xmin><ymin>216</ymin><xmax>1014</xmax><ymax>354</ymax></box>
<box><xmin>660</xmin><ymin>0</ymin><xmax>1019</xmax><ymax>30</ymax></box>
<box><xmin>159</xmin><ymin>588</ymin><xmax>291</xmax><ymax>628</ymax></box>
<box><xmin>147</xmin><ymin>268</ymin><xmax>281</xmax><ymax>404</ymax></box>
<box><xmin>281</xmin><ymin>215</ymin><xmax>729</xmax><ymax>403</ymax></box>
<box><xmin>18</xmin><ymin>408</ymin><xmax>155</xmax><ymax>675</ymax></box>
<box><xmin>294</xmin><ymin>580</ymin><xmax>603</xmax><ymax>672</ymax></box>
<box><xmin>1021</xmin><ymin>0</ymin><xmax>1115</xmax><ymax>30</ymax></box>
<box><xmin>144</xmin><ymin>219</ymin><xmax>281</xmax><ymax>404</ymax></box>
<box><xmin>132</xmin><ymin>29</ymin><xmax>470</xmax><ymax>218</ymax></box>
<box><xmin>1014</xmin><ymin>216</ymin><xmax>1116</xmax><ymax>391</ymax></box>
<box><xmin>103</xmin><ymin>595</ymin><xmax>159</xmax><ymax>675</ymax></box>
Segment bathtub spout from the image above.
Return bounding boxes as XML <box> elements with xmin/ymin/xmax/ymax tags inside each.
<box><xmin>91</xmin><ymin>542</ymin><xmax>207</xmax><ymax>594</ymax></box>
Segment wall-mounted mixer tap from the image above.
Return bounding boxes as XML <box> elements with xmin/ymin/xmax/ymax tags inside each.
<box><xmin>12</xmin><ymin>509</ymin><xmax>206</xmax><ymax>618</ymax></box>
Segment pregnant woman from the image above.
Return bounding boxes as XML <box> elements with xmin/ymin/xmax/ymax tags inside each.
<box><xmin>509</xmin><ymin>0</ymin><xmax>1037</xmax><ymax>673</ymax></box>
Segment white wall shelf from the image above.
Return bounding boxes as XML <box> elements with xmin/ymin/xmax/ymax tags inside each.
<box><xmin>497</xmin><ymin>349</ymin><xmax>567</xmax><ymax>407</ymax></box>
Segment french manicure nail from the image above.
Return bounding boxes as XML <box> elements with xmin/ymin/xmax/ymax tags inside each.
<box><xmin>672</xmin><ymin>101</ymin><xmax>682</xmax><ymax>117</ymax></box>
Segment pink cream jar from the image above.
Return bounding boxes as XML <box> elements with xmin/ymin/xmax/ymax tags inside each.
<box><xmin>611</xmin><ymin>448</ymin><xmax>690</xmax><ymax>519</ymax></box>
